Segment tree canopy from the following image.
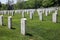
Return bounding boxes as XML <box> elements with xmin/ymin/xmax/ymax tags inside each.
<box><xmin>0</xmin><ymin>0</ymin><xmax>60</xmax><ymax>10</ymax></box>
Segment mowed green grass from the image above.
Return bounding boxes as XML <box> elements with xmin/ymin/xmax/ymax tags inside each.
<box><xmin>0</xmin><ymin>10</ymin><xmax>60</xmax><ymax>40</ymax></box>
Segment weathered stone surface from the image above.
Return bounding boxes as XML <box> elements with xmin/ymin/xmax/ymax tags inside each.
<box><xmin>22</xmin><ymin>10</ymin><xmax>25</xmax><ymax>18</ymax></box>
<box><xmin>52</xmin><ymin>13</ymin><xmax>57</xmax><ymax>23</ymax></box>
<box><xmin>37</xmin><ymin>9</ymin><xmax>43</xmax><ymax>21</ymax></box>
<box><xmin>8</xmin><ymin>16</ymin><xmax>12</xmax><ymax>29</ymax></box>
<box><xmin>21</xmin><ymin>18</ymin><xmax>27</xmax><ymax>35</ymax></box>
<box><xmin>0</xmin><ymin>15</ymin><xmax>3</xmax><ymax>26</ymax></box>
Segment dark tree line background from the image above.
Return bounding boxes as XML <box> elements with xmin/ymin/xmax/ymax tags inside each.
<box><xmin>0</xmin><ymin>0</ymin><xmax>60</xmax><ymax>10</ymax></box>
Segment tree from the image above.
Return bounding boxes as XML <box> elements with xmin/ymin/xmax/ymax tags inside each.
<box><xmin>35</xmin><ymin>0</ymin><xmax>42</xmax><ymax>8</ymax></box>
<box><xmin>7</xmin><ymin>0</ymin><xmax>14</xmax><ymax>10</ymax></box>
<box><xmin>0</xmin><ymin>2</ymin><xmax>2</xmax><ymax>10</ymax></box>
<box><xmin>54</xmin><ymin>0</ymin><xmax>60</xmax><ymax>6</ymax></box>
<box><xmin>42</xmin><ymin>0</ymin><xmax>54</xmax><ymax>7</ymax></box>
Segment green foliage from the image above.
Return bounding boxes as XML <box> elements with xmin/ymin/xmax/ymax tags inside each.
<box><xmin>0</xmin><ymin>0</ymin><xmax>60</xmax><ymax>9</ymax></box>
<box><xmin>1</xmin><ymin>4</ymin><xmax>7</xmax><ymax>10</ymax></box>
<box><xmin>25</xmin><ymin>0</ymin><xmax>35</xmax><ymax>9</ymax></box>
<box><xmin>35</xmin><ymin>0</ymin><xmax>42</xmax><ymax>8</ymax></box>
<box><xmin>42</xmin><ymin>0</ymin><xmax>54</xmax><ymax>7</ymax></box>
<box><xmin>14</xmin><ymin>0</ymin><xmax>58</xmax><ymax>9</ymax></box>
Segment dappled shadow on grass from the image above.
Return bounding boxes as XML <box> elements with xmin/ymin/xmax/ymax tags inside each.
<box><xmin>11</xmin><ymin>27</ymin><xmax>16</xmax><ymax>30</ymax></box>
<box><xmin>2</xmin><ymin>24</ymin><xmax>6</xmax><ymax>26</ymax></box>
<box><xmin>57</xmin><ymin>21</ymin><xmax>60</xmax><ymax>23</ymax></box>
<box><xmin>25</xmin><ymin>33</ymin><xmax>33</xmax><ymax>37</ymax></box>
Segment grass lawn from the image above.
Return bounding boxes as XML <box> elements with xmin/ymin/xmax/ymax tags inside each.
<box><xmin>0</xmin><ymin>10</ymin><xmax>60</xmax><ymax>40</ymax></box>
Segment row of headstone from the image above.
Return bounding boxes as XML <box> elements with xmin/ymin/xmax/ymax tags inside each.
<box><xmin>0</xmin><ymin>9</ymin><xmax>58</xmax><ymax>22</ymax></box>
<box><xmin>37</xmin><ymin>9</ymin><xmax>58</xmax><ymax>22</ymax></box>
<box><xmin>0</xmin><ymin>15</ymin><xmax>26</xmax><ymax>35</ymax></box>
<box><xmin>0</xmin><ymin>12</ymin><xmax>58</xmax><ymax>36</ymax></box>
<box><xmin>7</xmin><ymin>10</ymin><xmax>14</xmax><ymax>16</ymax></box>
<box><xmin>0</xmin><ymin>7</ymin><xmax>58</xmax><ymax>15</ymax></box>
<box><xmin>0</xmin><ymin>15</ymin><xmax>12</xmax><ymax>29</ymax></box>
<box><xmin>0</xmin><ymin>9</ymin><xmax>35</xmax><ymax>16</ymax></box>
<box><xmin>0</xmin><ymin>10</ymin><xmax>14</xmax><ymax>16</ymax></box>
<box><xmin>0</xmin><ymin>8</ymin><xmax>58</xmax><ymax>23</ymax></box>
<box><xmin>37</xmin><ymin>8</ymin><xmax>58</xmax><ymax>17</ymax></box>
<box><xmin>8</xmin><ymin>17</ymin><xmax>27</xmax><ymax>35</ymax></box>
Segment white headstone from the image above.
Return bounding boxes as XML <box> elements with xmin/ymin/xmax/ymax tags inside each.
<box><xmin>8</xmin><ymin>11</ymin><xmax>10</xmax><ymax>15</ymax></box>
<box><xmin>12</xmin><ymin>12</ymin><xmax>14</xmax><ymax>16</ymax></box>
<box><xmin>15</xmin><ymin>10</ymin><xmax>17</xmax><ymax>13</ymax></box>
<box><xmin>1</xmin><ymin>11</ymin><xmax>4</xmax><ymax>15</ymax></box>
<box><xmin>8</xmin><ymin>16</ymin><xmax>12</xmax><ymax>29</ymax></box>
<box><xmin>11</xmin><ymin>10</ymin><xmax>14</xmax><ymax>16</ymax></box>
<box><xmin>48</xmin><ymin>9</ymin><xmax>51</xmax><ymax>14</ymax></box>
<box><xmin>52</xmin><ymin>13</ymin><xmax>57</xmax><ymax>23</ymax></box>
<box><xmin>37</xmin><ymin>9</ymin><xmax>43</xmax><ymax>21</ymax></box>
<box><xmin>22</xmin><ymin>10</ymin><xmax>25</xmax><ymax>18</ymax></box>
<box><xmin>30</xmin><ymin>11</ymin><xmax>33</xmax><ymax>19</ymax></box>
<box><xmin>19</xmin><ymin>10</ymin><xmax>21</xmax><ymax>14</ymax></box>
<box><xmin>45</xmin><ymin>9</ymin><xmax>48</xmax><ymax>16</ymax></box>
<box><xmin>55</xmin><ymin>9</ymin><xmax>58</xmax><ymax>14</ymax></box>
<box><xmin>0</xmin><ymin>15</ymin><xmax>3</xmax><ymax>26</ymax></box>
<box><xmin>42</xmin><ymin>9</ymin><xmax>45</xmax><ymax>14</ymax></box>
<box><xmin>3</xmin><ymin>10</ymin><xmax>6</xmax><ymax>14</ymax></box>
<box><xmin>27</xmin><ymin>10</ymin><xmax>29</xmax><ymax>14</ymax></box>
<box><xmin>21</xmin><ymin>18</ymin><xmax>27</xmax><ymax>35</ymax></box>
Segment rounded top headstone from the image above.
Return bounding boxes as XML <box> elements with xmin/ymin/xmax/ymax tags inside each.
<box><xmin>21</xmin><ymin>18</ymin><xmax>27</xmax><ymax>20</ymax></box>
<box><xmin>8</xmin><ymin>16</ymin><xmax>12</xmax><ymax>18</ymax></box>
